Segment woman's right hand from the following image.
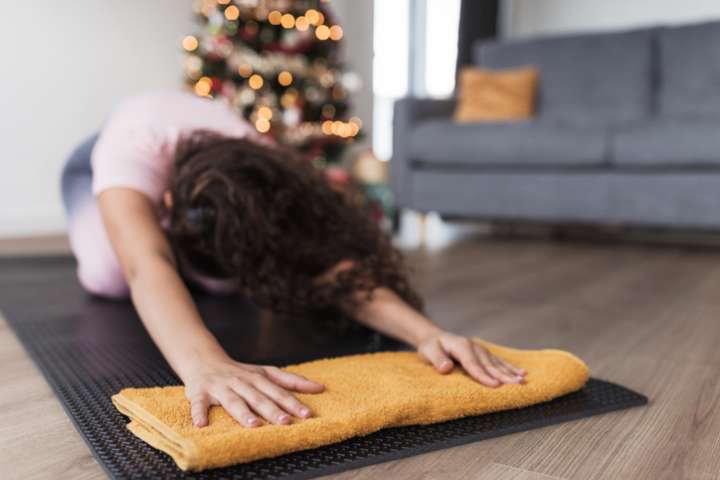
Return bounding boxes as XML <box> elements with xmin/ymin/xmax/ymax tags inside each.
<box><xmin>183</xmin><ymin>358</ymin><xmax>325</xmax><ymax>428</ymax></box>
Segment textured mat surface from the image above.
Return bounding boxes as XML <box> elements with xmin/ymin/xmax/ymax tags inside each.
<box><xmin>1</xmin><ymin>257</ymin><xmax>648</xmax><ymax>479</ymax></box>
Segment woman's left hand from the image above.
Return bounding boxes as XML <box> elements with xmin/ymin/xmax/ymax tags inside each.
<box><xmin>416</xmin><ymin>330</ymin><xmax>526</xmax><ymax>387</ymax></box>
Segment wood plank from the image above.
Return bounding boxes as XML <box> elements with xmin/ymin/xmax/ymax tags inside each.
<box><xmin>329</xmin><ymin>458</ymin><xmax>565</xmax><ymax>480</ymax></box>
<box><xmin>484</xmin><ymin>354</ymin><xmax>720</xmax><ymax>480</ymax></box>
<box><xmin>2</xmin><ymin>237</ymin><xmax>720</xmax><ymax>479</ymax></box>
<box><xmin>0</xmin><ymin>316</ymin><xmax>105</xmax><ymax>480</ymax></box>
<box><xmin>0</xmin><ymin>234</ymin><xmax>69</xmax><ymax>256</ymax></box>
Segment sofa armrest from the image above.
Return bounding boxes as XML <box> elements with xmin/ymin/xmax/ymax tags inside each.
<box><xmin>391</xmin><ymin>97</ymin><xmax>456</xmax><ymax>207</ymax></box>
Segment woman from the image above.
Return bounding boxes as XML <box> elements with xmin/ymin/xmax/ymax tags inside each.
<box><xmin>61</xmin><ymin>90</ymin><xmax>525</xmax><ymax>429</ymax></box>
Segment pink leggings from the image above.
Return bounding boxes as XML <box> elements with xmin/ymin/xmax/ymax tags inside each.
<box><xmin>61</xmin><ymin>134</ymin><xmax>129</xmax><ymax>298</ymax></box>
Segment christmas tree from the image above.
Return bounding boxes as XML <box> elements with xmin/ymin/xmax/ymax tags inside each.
<box><xmin>182</xmin><ymin>0</ymin><xmax>363</xmax><ymax>168</ymax></box>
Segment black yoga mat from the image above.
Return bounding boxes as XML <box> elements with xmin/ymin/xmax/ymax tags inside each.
<box><xmin>1</xmin><ymin>256</ymin><xmax>647</xmax><ymax>480</ymax></box>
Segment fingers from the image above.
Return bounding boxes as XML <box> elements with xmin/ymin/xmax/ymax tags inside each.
<box><xmin>229</xmin><ymin>377</ymin><xmax>293</xmax><ymax>425</ymax></box>
<box><xmin>490</xmin><ymin>356</ymin><xmax>523</xmax><ymax>383</ymax></box>
<box><xmin>470</xmin><ymin>342</ymin><xmax>526</xmax><ymax>379</ymax></box>
<box><xmin>263</xmin><ymin>366</ymin><xmax>325</xmax><ymax>394</ymax></box>
<box><xmin>252</xmin><ymin>375</ymin><xmax>314</xmax><ymax>419</ymax></box>
<box><xmin>475</xmin><ymin>346</ymin><xmax>523</xmax><ymax>385</ymax></box>
<box><xmin>189</xmin><ymin>393</ymin><xmax>211</xmax><ymax>428</ymax></box>
<box><xmin>419</xmin><ymin>339</ymin><xmax>454</xmax><ymax>374</ymax></box>
<box><xmin>446</xmin><ymin>340</ymin><xmax>500</xmax><ymax>388</ymax></box>
<box><xmin>185</xmin><ymin>362</ymin><xmax>325</xmax><ymax>429</ymax></box>
<box><xmin>213</xmin><ymin>387</ymin><xmax>262</xmax><ymax>428</ymax></box>
<box><xmin>497</xmin><ymin>357</ymin><xmax>526</xmax><ymax>377</ymax></box>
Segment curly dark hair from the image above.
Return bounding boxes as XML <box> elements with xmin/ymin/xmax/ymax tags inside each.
<box><xmin>165</xmin><ymin>130</ymin><xmax>423</xmax><ymax>326</ymax></box>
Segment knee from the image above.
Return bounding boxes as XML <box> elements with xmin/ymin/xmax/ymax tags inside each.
<box><xmin>68</xmin><ymin>202</ymin><xmax>130</xmax><ymax>299</ymax></box>
<box><xmin>77</xmin><ymin>263</ymin><xmax>130</xmax><ymax>299</ymax></box>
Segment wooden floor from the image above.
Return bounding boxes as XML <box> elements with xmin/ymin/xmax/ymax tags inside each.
<box><xmin>3</xmin><ymin>233</ymin><xmax>720</xmax><ymax>479</ymax></box>
<box><xmin>0</xmin><ymin>234</ymin><xmax>70</xmax><ymax>257</ymax></box>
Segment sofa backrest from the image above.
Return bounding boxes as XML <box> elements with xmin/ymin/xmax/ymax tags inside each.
<box><xmin>474</xmin><ymin>28</ymin><xmax>655</xmax><ymax>127</ymax></box>
<box><xmin>658</xmin><ymin>20</ymin><xmax>720</xmax><ymax>119</ymax></box>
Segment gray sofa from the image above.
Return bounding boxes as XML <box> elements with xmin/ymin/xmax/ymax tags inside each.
<box><xmin>392</xmin><ymin>20</ymin><xmax>720</xmax><ymax>229</ymax></box>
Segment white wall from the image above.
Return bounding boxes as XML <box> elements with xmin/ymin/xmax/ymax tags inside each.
<box><xmin>0</xmin><ymin>1</ymin><xmax>195</xmax><ymax>237</ymax></box>
<box><xmin>0</xmin><ymin>1</ymin><xmax>374</xmax><ymax>238</ymax></box>
<box><xmin>504</xmin><ymin>0</ymin><xmax>720</xmax><ymax>37</ymax></box>
<box><xmin>333</xmin><ymin>1</ymin><xmax>374</xmax><ymax>147</ymax></box>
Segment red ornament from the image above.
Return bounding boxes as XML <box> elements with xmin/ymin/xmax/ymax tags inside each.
<box><xmin>210</xmin><ymin>77</ymin><xmax>223</xmax><ymax>93</ymax></box>
<box><xmin>325</xmin><ymin>166</ymin><xmax>350</xmax><ymax>185</ymax></box>
<box><xmin>370</xmin><ymin>200</ymin><xmax>384</xmax><ymax>223</ymax></box>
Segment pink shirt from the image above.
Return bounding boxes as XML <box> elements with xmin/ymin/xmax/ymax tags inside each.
<box><xmin>91</xmin><ymin>90</ymin><xmax>258</xmax><ymax>203</ymax></box>
<box><xmin>70</xmin><ymin>91</ymin><xmax>259</xmax><ymax>299</ymax></box>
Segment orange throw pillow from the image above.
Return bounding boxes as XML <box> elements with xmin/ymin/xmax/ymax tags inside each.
<box><xmin>453</xmin><ymin>66</ymin><xmax>539</xmax><ymax>122</ymax></box>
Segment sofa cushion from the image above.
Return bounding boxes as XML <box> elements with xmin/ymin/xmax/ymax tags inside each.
<box><xmin>453</xmin><ymin>66</ymin><xmax>539</xmax><ymax>122</ymax></box>
<box><xmin>410</xmin><ymin>170</ymin><xmax>720</xmax><ymax>229</ymax></box>
<box><xmin>474</xmin><ymin>29</ymin><xmax>654</xmax><ymax>127</ymax></box>
<box><xmin>611</xmin><ymin>120</ymin><xmax>720</xmax><ymax>167</ymax></box>
<box><xmin>408</xmin><ymin>120</ymin><xmax>607</xmax><ymax>167</ymax></box>
<box><xmin>658</xmin><ymin>21</ymin><xmax>720</xmax><ymax>119</ymax></box>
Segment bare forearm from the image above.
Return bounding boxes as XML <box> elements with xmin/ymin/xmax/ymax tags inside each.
<box><xmin>354</xmin><ymin>287</ymin><xmax>441</xmax><ymax>347</ymax></box>
<box><xmin>355</xmin><ymin>287</ymin><xmax>526</xmax><ymax>387</ymax></box>
<box><xmin>129</xmin><ymin>258</ymin><xmax>229</xmax><ymax>382</ymax></box>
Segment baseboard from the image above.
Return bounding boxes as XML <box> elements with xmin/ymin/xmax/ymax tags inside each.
<box><xmin>0</xmin><ymin>209</ymin><xmax>67</xmax><ymax>238</ymax></box>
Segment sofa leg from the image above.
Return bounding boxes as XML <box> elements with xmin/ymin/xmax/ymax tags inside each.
<box><xmin>390</xmin><ymin>208</ymin><xmax>402</xmax><ymax>234</ymax></box>
<box><xmin>418</xmin><ymin>211</ymin><xmax>429</xmax><ymax>247</ymax></box>
<box><xmin>395</xmin><ymin>209</ymin><xmax>430</xmax><ymax>247</ymax></box>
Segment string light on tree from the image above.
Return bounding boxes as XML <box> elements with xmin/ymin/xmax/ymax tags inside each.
<box><xmin>348</xmin><ymin>121</ymin><xmax>360</xmax><ymax>136</ymax></box>
<box><xmin>315</xmin><ymin>24</ymin><xmax>330</xmax><ymax>40</ymax></box>
<box><xmin>194</xmin><ymin>76</ymin><xmax>212</xmax><ymax>96</ymax></box>
<box><xmin>281</xmin><ymin>88</ymin><xmax>298</xmax><ymax>108</ymax></box>
<box><xmin>238</xmin><ymin>63</ymin><xmax>253</xmax><ymax>77</ymax></box>
<box><xmin>182</xmin><ymin>35</ymin><xmax>199</xmax><ymax>52</ymax></box>
<box><xmin>224</xmin><ymin>5</ymin><xmax>240</xmax><ymax>20</ymax></box>
<box><xmin>184</xmin><ymin>55</ymin><xmax>203</xmax><ymax>79</ymax></box>
<box><xmin>321</xmin><ymin>120</ymin><xmax>333</xmax><ymax>135</ymax></box>
<box><xmin>257</xmin><ymin>106</ymin><xmax>273</xmax><ymax>120</ymax></box>
<box><xmin>295</xmin><ymin>16</ymin><xmax>309</xmax><ymax>31</ymax></box>
<box><xmin>305</xmin><ymin>9</ymin><xmax>321</xmax><ymax>25</ymax></box>
<box><xmin>183</xmin><ymin>0</ymin><xmax>364</xmax><ymax>167</ymax></box>
<box><xmin>329</xmin><ymin>25</ymin><xmax>343</xmax><ymax>41</ymax></box>
<box><xmin>278</xmin><ymin>71</ymin><xmax>293</xmax><ymax>86</ymax></box>
<box><xmin>320</xmin><ymin>119</ymin><xmax>360</xmax><ymax>138</ymax></box>
<box><xmin>255</xmin><ymin>117</ymin><xmax>271</xmax><ymax>133</ymax></box>
<box><xmin>248</xmin><ymin>74</ymin><xmax>264</xmax><ymax>90</ymax></box>
<box><xmin>280</xmin><ymin>13</ymin><xmax>295</xmax><ymax>29</ymax></box>
<box><xmin>267</xmin><ymin>10</ymin><xmax>282</xmax><ymax>25</ymax></box>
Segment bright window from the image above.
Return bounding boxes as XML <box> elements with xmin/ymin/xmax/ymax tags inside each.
<box><xmin>424</xmin><ymin>0</ymin><xmax>462</xmax><ymax>97</ymax></box>
<box><xmin>372</xmin><ymin>0</ymin><xmax>461</xmax><ymax>160</ymax></box>
<box><xmin>372</xmin><ymin>0</ymin><xmax>410</xmax><ymax>160</ymax></box>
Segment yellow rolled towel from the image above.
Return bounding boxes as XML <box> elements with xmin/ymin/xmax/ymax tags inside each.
<box><xmin>112</xmin><ymin>339</ymin><xmax>589</xmax><ymax>471</ymax></box>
